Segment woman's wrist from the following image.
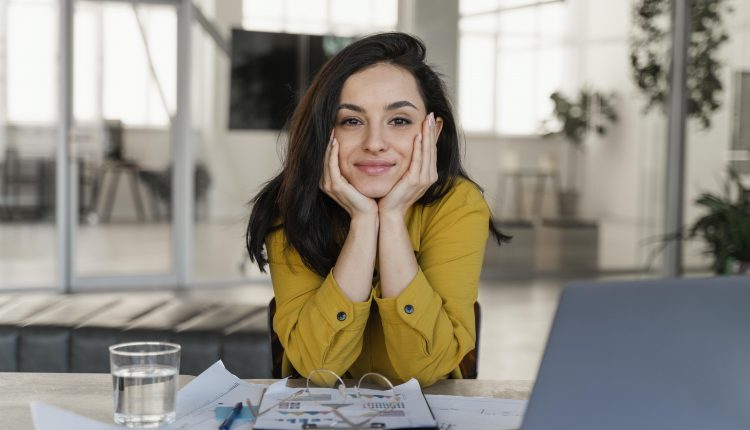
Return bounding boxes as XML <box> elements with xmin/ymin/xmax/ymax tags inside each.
<box><xmin>378</xmin><ymin>208</ymin><xmax>406</xmax><ymax>226</ymax></box>
<box><xmin>350</xmin><ymin>212</ymin><xmax>379</xmax><ymax>230</ymax></box>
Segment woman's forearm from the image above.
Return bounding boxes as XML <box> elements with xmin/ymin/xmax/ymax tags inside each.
<box><xmin>332</xmin><ymin>213</ymin><xmax>379</xmax><ymax>302</ymax></box>
<box><xmin>378</xmin><ymin>211</ymin><xmax>418</xmax><ymax>298</ymax></box>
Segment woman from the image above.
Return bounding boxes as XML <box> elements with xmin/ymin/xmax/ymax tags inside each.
<box><xmin>246</xmin><ymin>32</ymin><xmax>508</xmax><ymax>387</ymax></box>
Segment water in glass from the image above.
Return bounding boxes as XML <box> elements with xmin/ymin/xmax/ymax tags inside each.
<box><xmin>112</xmin><ymin>364</ymin><xmax>178</xmax><ymax>427</ymax></box>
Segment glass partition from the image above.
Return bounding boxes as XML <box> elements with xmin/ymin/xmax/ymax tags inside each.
<box><xmin>682</xmin><ymin>0</ymin><xmax>749</xmax><ymax>275</ymax></box>
<box><xmin>71</xmin><ymin>0</ymin><xmax>176</xmax><ymax>281</ymax></box>
<box><xmin>0</xmin><ymin>0</ymin><xmax>59</xmax><ymax>289</ymax></box>
<box><xmin>460</xmin><ymin>0</ymin><xmax>670</xmax><ymax>278</ymax></box>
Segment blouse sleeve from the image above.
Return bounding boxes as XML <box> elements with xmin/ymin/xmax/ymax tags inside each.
<box><xmin>267</xmin><ymin>230</ymin><xmax>373</xmax><ymax>378</ymax></box>
<box><xmin>373</xmin><ymin>181</ymin><xmax>489</xmax><ymax>386</ymax></box>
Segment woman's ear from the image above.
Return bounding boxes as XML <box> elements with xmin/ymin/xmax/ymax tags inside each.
<box><xmin>434</xmin><ymin>117</ymin><xmax>444</xmax><ymax>142</ymax></box>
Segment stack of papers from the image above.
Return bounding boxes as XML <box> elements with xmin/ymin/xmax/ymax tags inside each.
<box><xmin>253</xmin><ymin>378</ymin><xmax>436</xmax><ymax>429</ymax></box>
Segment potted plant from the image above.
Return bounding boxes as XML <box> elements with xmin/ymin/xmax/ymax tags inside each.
<box><xmin>630</xmin><ymin>0</ymin><xmax>732</xmax><ymax>128</ymax></box>
<box><xmin>543</xmin><ymin>89</ymin><xmax>618</xmax><ymax>218</ymax></box>
<box><xmin>687</xmin><ymin>169</ymin><xmax>750</xmax><ymax>275</ymax></box>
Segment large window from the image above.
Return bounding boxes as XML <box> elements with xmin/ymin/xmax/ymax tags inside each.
<box><xmin>243</xmin><ymin>0</ymin><xmax>397</xmax><ymax>36</ymax></box>
<box><xmin>459</xmin><ymin>0</ymin><xmax>568</xmax><ymax>135</ymax></box>
<box><xmin>6</xmin><ymin>0</ymin><xmax>57</xmax><ymax>124</ymax></box>
<box><xmin>4</xmin><ymin>0</ymin><xmax>175</xmax><ymax>126</ymax></box>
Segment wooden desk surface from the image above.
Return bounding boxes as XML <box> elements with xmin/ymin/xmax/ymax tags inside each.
<box><xmin>0</xmin><ymin>372</ymin><xmax>532</xmax><ymax>428</ymax></box>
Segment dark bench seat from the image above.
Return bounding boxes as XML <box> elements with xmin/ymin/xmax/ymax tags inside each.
<box><xmin>0</xmin><ymin>294</ymin><xmax>271</xmax><ymax>378</ymax></box>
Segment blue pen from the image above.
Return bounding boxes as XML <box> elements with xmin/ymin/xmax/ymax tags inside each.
<box><xmin>219</xmin><ymin>402</ymin><xmax>243</xmax><ymax>430</ymax></box>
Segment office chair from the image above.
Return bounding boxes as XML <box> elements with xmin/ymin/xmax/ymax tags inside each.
<box><xmin>268</xmin><ymin>298</ymin><xmax>481</xmax><ymax>379</ymax></box>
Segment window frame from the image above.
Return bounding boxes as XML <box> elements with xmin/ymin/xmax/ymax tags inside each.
<box><xmin>458</xmin><ymin>0</ymin><xmax>568</xmax><ymax>138</ymax></box>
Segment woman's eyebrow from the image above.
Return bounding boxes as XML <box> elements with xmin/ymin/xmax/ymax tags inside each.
<box><xmin>337</xmin><ymin>101</ymin><xmax>419</xmax><ymax>113</ymax></box>
<box><xmin>338</xmin><ymin>103</ymin><xmax>365</xmax><ymax>113</ymax></box>
<box><xmin>385</xmin><ymin>100</ymin><xmax>418</xmax><ymax>111</ymax></box>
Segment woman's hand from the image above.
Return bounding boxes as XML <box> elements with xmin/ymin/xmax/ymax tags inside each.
<box><xmin>378</xmin><ymin>112</ymin><xmax>439</xmax><ymax>217</ymax></box>
<box><xmin>320</xmin><ymin>133</ymin><xmax>379</xmax><ymax>218</ymax></box>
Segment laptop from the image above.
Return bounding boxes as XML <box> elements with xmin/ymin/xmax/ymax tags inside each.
<box><xmin>521</xmin><ymin>276</ymin><xmax>750</xmax><ymax>430</ymax></box>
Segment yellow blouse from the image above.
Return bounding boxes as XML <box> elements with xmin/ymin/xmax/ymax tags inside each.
<box><xmin>267</xmin><ymin>178</ymin><xmax>490</xmax><ymax>387</ymax></box>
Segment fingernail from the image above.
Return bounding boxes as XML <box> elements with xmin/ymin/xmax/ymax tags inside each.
<box><xmin>428</xmin><ymin>113</ymin><xmax>435</xmax><ymax>127</ymax></box>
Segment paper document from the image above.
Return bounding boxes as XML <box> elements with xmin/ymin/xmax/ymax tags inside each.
<box><xmin>172</xmin><ymin>360</ymin><xmax>267</xmax><ymax>429</ymax></box>
<box><xmin>30</xmin><ymin>360</ymin><xmax>267</xmax><ymax>430</ymax></box>
<box><xmin>30</xmin><ymin>402</ymin><xmax>123</xmax><ymax>430</ymax></box>
<box><xmin>425</xmin><ymin>395</ymin><xmax>526</xmax><ymax>430</ymax></box>
<box><xmin>254</xmin><ymin>378</ymin><xmax>437</xmax><ymax>430</ymax></box>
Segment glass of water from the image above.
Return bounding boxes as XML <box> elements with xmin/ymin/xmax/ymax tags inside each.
<box><xmin>109</xmin><ymin>341</ymin><xmax>181</xmax><ymax>428</ymax></box>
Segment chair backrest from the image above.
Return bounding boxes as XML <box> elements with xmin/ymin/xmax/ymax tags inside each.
<box><xmin>268</xmin><ymin>298</ymin><xmax>481</xmax><ymax>379</ymax></box>
<box><xmin>268</xmin><ymin>298</ymin><xmax>287</xmax><ymax>379</ymax></box>
<box><xmin>458</xmin><ymin>301</ymin><xmax>481</xmax><ymax>379</ymax></box>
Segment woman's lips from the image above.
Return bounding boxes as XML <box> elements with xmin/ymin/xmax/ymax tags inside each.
<box><xmin>355</xmin><ymin>161</ymin><xmax>394</xmax><ymax>175</ymax></box>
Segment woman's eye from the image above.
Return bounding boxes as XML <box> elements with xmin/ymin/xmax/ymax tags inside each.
<box><xmin>339</xmin><ymin>117</ymin><xmax>362</xmax><ymax>126</ymax></box>
<box><xmin>391</xmin><ymin>117</ymin><xmax>411</xmax><ymax>126</ymax></box>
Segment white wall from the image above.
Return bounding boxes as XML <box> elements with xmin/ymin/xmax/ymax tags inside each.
<box><xmin>195</xmin><ymin>0</ymin><xmax>284</xmax><ymax>221</ymax></box>
<box><xmin>398</xmin><ymin>0</ymin><xmax>459</xmax><ymax>98</ymax></box>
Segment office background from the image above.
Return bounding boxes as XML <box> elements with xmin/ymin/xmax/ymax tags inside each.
<box><xmin>0</xmin><ymin>0</ymin><xmax>748</xmax><ymax>380</ymax></box>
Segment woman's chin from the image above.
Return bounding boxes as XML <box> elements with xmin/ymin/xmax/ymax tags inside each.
<box><xmin>356</xmin><ymin>183</ymin><xmax>395</xmax><ymax>199</ymax></box>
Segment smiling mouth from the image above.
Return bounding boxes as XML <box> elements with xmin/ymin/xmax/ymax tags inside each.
<box><xmin>355</xmin><ymin>162</ymin><xmax>394</xmax><ymax>175</ymax></box>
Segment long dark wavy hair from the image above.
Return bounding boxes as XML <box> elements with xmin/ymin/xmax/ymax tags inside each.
<box><xmin>246</xmin><ymin>32</ymin><xmax>509</xmax><ymax>277</ymax></box>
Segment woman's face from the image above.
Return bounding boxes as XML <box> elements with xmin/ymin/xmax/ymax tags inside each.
<box><xmin>334</xmin><ymin>63</ymin><xmax>429</xmax><ymax>199</ymax></box>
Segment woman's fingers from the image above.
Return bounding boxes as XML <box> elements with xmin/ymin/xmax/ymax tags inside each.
<box><xmin>430</xmin><ymin>115</ymin><xmax>438</xmax><ymax>183</ymax></box>
<box><xmin>330</xmin><ymin>138</ymin><xmax>342</xmax><ymax>182</ymax></box>
<box><xmin>418</xmin><ymin>112</ymin><xmax>437</xmax><ymax>186</ymax></box>
<box><xmin>409</xmin><ymin>132</ymin><xmax>423</xmax><ymax>181</ymax></box>
<box><xmin>321</xmin><ymin>133</ymin><xmax>344</xmax><ymax>206</ymax></box>
<box><xmin>423</xmin><ymin>113</ymin><xmax>434</xmax><ymax>181</ymax></box>
<box><xmin>321</xmin><ymin>132</ymin><xmax>333</xmax><ymax>187</ymax></box>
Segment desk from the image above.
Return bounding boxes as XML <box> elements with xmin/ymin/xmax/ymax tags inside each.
<box><xmin>0</xmin><ymin>372</ymin><xmax>532</xmax><ymax>428</ymax></box>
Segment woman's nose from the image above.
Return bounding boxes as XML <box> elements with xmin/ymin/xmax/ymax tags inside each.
<box><xmin>362</xmin><ymin>126</ymin><xmax>388</xmax><ymax>152</ymax></box>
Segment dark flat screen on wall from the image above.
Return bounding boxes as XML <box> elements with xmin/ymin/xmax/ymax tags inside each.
<box><xmin>229</xmin><ymin>29</ymin><xmax>353</xmax><ymax>130</ymax></box>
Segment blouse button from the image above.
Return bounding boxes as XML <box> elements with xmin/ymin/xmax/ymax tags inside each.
<box><xmin>404</xmin><ymin>304</ymin><xmax>414</xmax><ymax>314</ymax></box>
<box><xmin>336</xmin><ymin>311</ymin><xmax>347</xmax><ymax>321</ymax></box>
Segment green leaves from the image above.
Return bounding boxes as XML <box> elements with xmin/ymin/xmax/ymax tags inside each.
<box><xmin>688</xmin><ymin>170</ymin><xmax>750</xmax><ymax>274</ymax></box>
<box><xmin>545</xmin><ymin>89</ymin><xmax>618</xmax><ymax>147</ymax></box>
<box><xmin>630</xmin><ymin>0</ymin><xmax>732</xmax><ymax>129</ymax></box>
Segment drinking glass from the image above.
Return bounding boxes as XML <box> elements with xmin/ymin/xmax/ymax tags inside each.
<box><xmin>109</xmin><ymin>342</ymin><xmax>181</xmax><ymax>428</ymax></box>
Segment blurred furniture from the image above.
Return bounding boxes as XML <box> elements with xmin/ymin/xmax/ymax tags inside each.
<box><xmin>0</xmin><ymin>148</ymin><xmax>96</xmax><ymax>221</ymax></box>
<box><xmin>484</xmin><ymin>219</ymin><xmax>536</xmax><ymax>277</ymax></box>
<box><xmin>93</xmin><ymin>159</ymin><xmax>147</xmax><ymax>222</ymax></box>
<box><xmin>0</xmin><ymin>294</ymin><xmax>271</xmax><ymax>378</ymax></box>
<box><xmin>502</xmin><ymin>170</ymin><xmax>561</xmax><ymax>219</ymax></box>
<box><xmin>498</xmin><ymin>151</ymin><xmax>562</xmax><ymax>220</ymax></box>
<box><xmin>0</xmin><ymin>149</ymin><xmax>51</xmax><ymax>220</ymax></box>
<box><xmin>0</xmin><ymin>372</ymin><xmax>532</xmax><ymax>429</ymax></box>
<box><xmin>138</xmin><ymin>163</ymin><xmax>212</xmax><ymax>221</ymax></box>
<box><xmin>536</xmin><ymin>218</ymin><xmax>599</xmax><ymax>273</ymax></box>
<box><xmin>268</xmin><ymin>298</ymin><xmax>482</xmax><ymax>379</ymax></box>
<box><xmin>90</xmin><ymin>120</ymin><xmax>148</xmax><ymax>222</ymax></box>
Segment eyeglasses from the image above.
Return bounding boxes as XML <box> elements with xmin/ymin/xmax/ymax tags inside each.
<box><xmin>255</xmin><ymin>369</ymin><xmax>403</xmax><ymax>429</ymax></box>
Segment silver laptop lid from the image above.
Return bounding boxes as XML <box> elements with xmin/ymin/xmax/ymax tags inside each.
<box><xmin>522</xmin><ymin>276</ymin><xmax>750</xmax><ymax>430</ymax></box>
